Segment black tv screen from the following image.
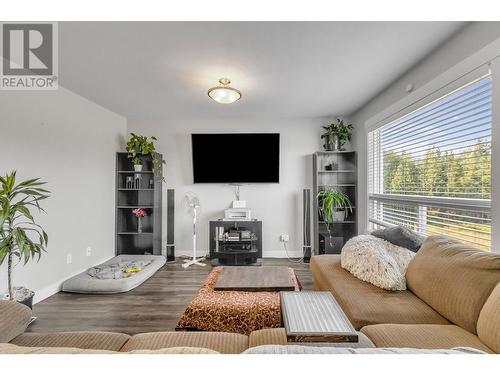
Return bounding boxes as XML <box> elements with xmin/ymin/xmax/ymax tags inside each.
<box><xmin>192</xmin><ymin>133</ymin><xmax>280</xmax><ymax>183</ymax></box>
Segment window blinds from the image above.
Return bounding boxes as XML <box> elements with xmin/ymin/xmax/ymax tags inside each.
<box><xmin>368</xmin><ymin>74</ymin><xmax>492</xmax><ymax>250</ymax></box>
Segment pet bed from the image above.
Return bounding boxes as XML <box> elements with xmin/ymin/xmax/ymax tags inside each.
<box><xmin>62</xmin><ymin>255</ymin><xmax>166</xmax><ymax>294</ymax></box>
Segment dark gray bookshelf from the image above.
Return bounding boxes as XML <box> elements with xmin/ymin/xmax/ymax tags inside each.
<box><xmin>115</xmin><ymin>152</ymin><xmax>163</xmax><ymax>255</ymax></box>
<box><xmin>313</xmin><ymin>151</ymin><xmax>357</xmax><ymax>255</ymax></box>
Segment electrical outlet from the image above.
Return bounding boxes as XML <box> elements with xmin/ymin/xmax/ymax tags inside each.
<box><xmin>66</xmin><ymin>253</ymin><xmax>72</xmax><ymax>264</ymax></box>
<box><xmin>86</xmin><ymin>246</ymin><xmax>92</xmax><ymax>257</ymax></box>
<box><xmin>280</xmin><ymin>234</ymin><xmax>289</xmax><ymax>242</ymax></box>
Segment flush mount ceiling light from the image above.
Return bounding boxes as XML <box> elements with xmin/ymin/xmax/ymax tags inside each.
<box><xmin>208</xmin><ymin>78</ymin><xmax>242</xmax><ymax>104</ymax></box>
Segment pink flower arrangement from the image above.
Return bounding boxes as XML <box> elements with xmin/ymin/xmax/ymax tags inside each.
<box><xmin>132</xmin><ymin>208</ymin><xmax>146</xmax><ymax>218</ymax></box>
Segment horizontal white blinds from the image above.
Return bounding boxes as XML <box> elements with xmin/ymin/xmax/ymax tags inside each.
<box><xmin>368</xmin><ymin>74</ymin><xmax>492</xmax><ymax>250</ymax></box>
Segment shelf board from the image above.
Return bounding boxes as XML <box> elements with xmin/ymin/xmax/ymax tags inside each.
<box><xmin>117</xmin><ymin>171</ymin><xmax>154</xmax><ymax>174</ymax></box>
<box><xmin>318</xmin><ymin>184</ymin><xmax>356</xmax><ymax>187</ymax></box>
<box><xmin>319</xmin><ymin>221</ymin><xmax>356</xmax><ymax>224</ymax></box>
<box><xmin>217</xmin><ymin>239</ymin><xmax>258</xmax><ymax>243</ymax></box>
<box><xmin>215</xmin><ymin>249</ymin><xmax>259</xmax><ymax>255</ymax></box>
<box><xmin>118</xmin><ymin>188</ymin><xmax>154</xmax><ymax>191</ymax></box>
<box><xmin>117</xmin><ymin>206</ymin><xmax>154</xmax><ymax>208</ymax></box>
<box><xmin>118</xmin><ymin>232</ymin><xmax>153</xmax><ymax>235</ymax></box>
<box><xmin>318</xmin><ymin>170</ymin><xmax>355</xmax><ymax>173</ymax></box>
<box><xmin>316</xmin><ymin>151</ymin><xmax>356</xmax><ymax>154</ymax></box>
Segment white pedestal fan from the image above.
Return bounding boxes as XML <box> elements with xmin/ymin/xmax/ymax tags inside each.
<box><xmin>182</xmin><ymin>192</ymin><xmax>206</xmax><ymax>268</ymax></box>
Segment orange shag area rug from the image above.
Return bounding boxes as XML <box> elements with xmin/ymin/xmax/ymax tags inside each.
<box><xmin>176</xmin><ymin>267</ymin><xmax>300</xmax><ymax>335</ymax></box>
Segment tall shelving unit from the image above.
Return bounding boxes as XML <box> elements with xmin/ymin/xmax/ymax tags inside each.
<box><xmin>115</xmin><ymin>152</ymin><xmax>162</xmax><ymax>255</ymax></box>
<box><xmin>313</xmin><ymin>151</ymin><xmax>357</xmax><ymax>255</ymax></box>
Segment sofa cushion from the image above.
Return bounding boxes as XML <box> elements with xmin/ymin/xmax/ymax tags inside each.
<box><xmin>406</xmin><ymin>236</ymin><xmax>500</xmax><ymax>334</ymax></box>
<box><xmin>120</xmin><ymin>331</ymin><xmax>248</xmax><ymax>354</ymax></box>
<box><xmin>242</xmin><ymin>344</ymin><xmax>486</xmax><ymax>354</ymax></box>
<box><xmin>361</xmin><ymin>324</ymin><xmax>494</xmax><ymax>353</ymax></box>
<box><xmin>0</xmin><ymin>343</ymin><xmax>218</xmax><ymax>354</ymax></box>
<box><xmin>248</xmin><ymin>328</ymin><xmax>287</xmax><ymax>348</ymax></box>
<box><xmin>10</xmin><ymin>331</ymin><xmax>131</xmax><ymax>351</ymax></box>
<box><xmin>371</xmin><ymin>226</ymin><xmax>425</xmax><ymax>252</ymax></box>
<box><xmin>477</xmin><ymin>283</ymin><xmax>500</xmax><ymax>353</ymax></box>
<box><xmin>310</xmin><ymin>255</ymin><xmax>449</xmax><ymax>330</ymax></box>
<box><xmin>0</xmin><ymin>342</ymin><xmax>115</xmax><ymax>354</ymax></box>
<box><xmin>0</xmin><ymin>300</ymin><xmax>32</xmax><ymax>343</ymax></box>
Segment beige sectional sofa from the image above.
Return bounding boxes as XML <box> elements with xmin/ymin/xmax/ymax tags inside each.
<box><xmin>0</xmin><ymin>300</ymin><xmax>288</xmax><ymax>353</ymax></box>
<box><xmin>311</xmin><ymin>235</ymin><xmax>500</xmax><ymax>353</ymax></box>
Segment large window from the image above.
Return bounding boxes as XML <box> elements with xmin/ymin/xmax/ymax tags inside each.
<box><xmin>368</xmin><ymin>74</ymin><xmax>492</xmax><ymax>250</ymax></box>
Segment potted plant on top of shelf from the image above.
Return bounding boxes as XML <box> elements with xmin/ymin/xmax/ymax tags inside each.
<box><xmin>317</xmin><ymin>188</ymin><xmax>353</xmax><ymax>243</ymax></box>
<box><xmin>125</xmin><ymin>133</ymin><xmax>166</xmax><ymax>181</ymax></box>
<box><xmin>321</xmin><ymin>119</ymin><xmax>353</xmax><ymax>151</ymax></box>
<box><xmin>0</xmin><ymin>171</ymin><xmax>50</xmax><ymax>308</ymax></box>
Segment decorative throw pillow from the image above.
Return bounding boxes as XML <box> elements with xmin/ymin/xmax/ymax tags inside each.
<box><xmin>371</xmin><ymin>226</ymin><xmax>425</xmax><ymax>252</ymax></box>
<box><xmin>341</xmin><ymin>235</ymin><xmax>415</xmax><ymax>291</ymax></box>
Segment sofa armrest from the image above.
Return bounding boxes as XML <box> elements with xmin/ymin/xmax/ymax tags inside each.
<box><xmin>248</xmin><ymin>328</ymin><xmax>287</xmax><ymax>347</ymax></box>
<box><xmin>0</xmin><ymin>300</ymin><xmax>32</xmax><ymax>343</ymax></box>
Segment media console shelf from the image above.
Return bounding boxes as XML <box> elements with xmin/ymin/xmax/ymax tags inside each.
<box><xmin>209</xmin><ymin>220</ymin><xmax>262</xmax><ymax>266</ymax></box>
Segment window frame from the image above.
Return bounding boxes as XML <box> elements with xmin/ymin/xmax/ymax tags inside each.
<box><xmin>366</xmin><ymin>71</ymin><xmax>493</xmax><ymax>249</ymax></box>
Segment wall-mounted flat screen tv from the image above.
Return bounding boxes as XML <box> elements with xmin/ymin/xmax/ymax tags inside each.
<box><xmin>191</xmin><ymin>133</ymin><xmax>280</xmax><ymax>183</ymax></box>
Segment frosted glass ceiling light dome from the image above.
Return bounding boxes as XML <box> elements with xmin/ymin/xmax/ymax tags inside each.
<box><xmin>208</xmin><ymin>78</ymin><xmax>241</xmax><ymax>104</ymax></box>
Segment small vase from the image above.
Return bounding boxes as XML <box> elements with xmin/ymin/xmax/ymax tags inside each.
<box><xmin>323</xmin><ymin>135</ymin><xmax>334</xmax><ymax>151</ymax></box>
<box><xmin>137</xmin><ymin>217</ymin><xmax>143</xmax><ymax>233</ymax></box>
<box><xmin>134</xmin><ymin>164</ymin><xmax>143</xmax><ymax>172</ymax></box>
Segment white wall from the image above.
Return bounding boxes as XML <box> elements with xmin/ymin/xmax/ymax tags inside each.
<box><xmin>350</xmin><ymin>22</ymin><xmax>500</xmax><ymax>251</ymax></box>
<box><xmin>0</xmin><ymin>88</ymin><xmax>126</xmax><ymax>303</ymax></box>
<box><xmin>128</xmin><ymin>117</ymin><xmax>334</xmax><ymax>258</ymax></box>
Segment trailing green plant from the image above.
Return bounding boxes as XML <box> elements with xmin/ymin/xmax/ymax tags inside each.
<box><xmin>125</xmin><ymin>133</ymin><xmax>166</xmax><ymax>182</ymax></box>
<box><xmin>321</xmin><ymin>119</ymin><xmax>353</xmax><ymax>148</ymax></box>
<box><xmin>317</xmin><ymin>188</ymin><xmax>353</xmax><ymax>234</ymax></box>
<box><xmin>0</xmin><ymin>171</ymin><xmax>50</xmax><ymax>300</ymax></box>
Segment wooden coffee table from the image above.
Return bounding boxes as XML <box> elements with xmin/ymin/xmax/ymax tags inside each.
<box><xmin>280</xmin><ymin>291</ymin><xmax>358</xmax><ymax>342</ymax></box>
<box><xmin>214</xmin><ymin>266</ymin><xmax>296</xmax><ymax>292</ymax></box>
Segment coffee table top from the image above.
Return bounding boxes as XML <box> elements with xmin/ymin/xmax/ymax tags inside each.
<box><xmin>280</xmin><ymin>291</ymin><xmax>358</xmax><ymax>342</ymax></box>
<box><xmin>214</xmin><ymin>266</ymin><xmax>296</xmax><ymax>292</ymax></box>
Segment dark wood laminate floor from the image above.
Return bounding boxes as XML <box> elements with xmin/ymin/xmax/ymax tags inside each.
<box><xmin>27</xmin><ymin>258</ymin><xmax>313</xmax><ymax>335</ymax></box>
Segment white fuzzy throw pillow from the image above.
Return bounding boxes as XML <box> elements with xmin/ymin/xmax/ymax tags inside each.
<box><xmin>340</xmin><ymin>235</ymin><xmax>415</xmax><ymax>291</ymax></box>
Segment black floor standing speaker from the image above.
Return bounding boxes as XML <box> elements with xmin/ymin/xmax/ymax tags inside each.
<box><xmin>166</xmin><ymin>189</ymin><xmax>175</xmax><ymax>261</ymax></box>
<box><xmin>303</xmin><ymin>188</ymin><xmax>312</xmax><ymax>263</ymax></box>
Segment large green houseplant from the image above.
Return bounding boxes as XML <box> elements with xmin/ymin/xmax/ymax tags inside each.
<box><xmin>125</xmin><ymin>133</ymin><xmax>166</xmax><ymax>181</ymax></box>
<box><xmin>0</xmin><ymin>171</ymin><xmax>50</xmax><ymax>303</ymax></box>
<box><xmin>317</xmin><ymin>188</ymin><xmax>353</xmax><ymax>240</ymax></box>
<box><xmin>321</xmin><ymin>119</ymin><xmax>353</xmax><ymax>151</ymax></box>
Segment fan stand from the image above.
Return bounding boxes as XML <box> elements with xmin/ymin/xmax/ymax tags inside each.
<box><xmin>182</xmin><ymin>206</ymin><xmax>206</xmax><ymax>268</ymax></box>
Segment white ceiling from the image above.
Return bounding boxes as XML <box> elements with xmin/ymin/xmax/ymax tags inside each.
<box><xmin>59</xmin><ymin>22</ymin><xmax>467</xmax><ymax>120</ymax></box>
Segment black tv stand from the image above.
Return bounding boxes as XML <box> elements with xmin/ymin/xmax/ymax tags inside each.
<box><xmin>209</xmin><ymin>220</ymin><xmax>262</xmax><ymax>266</ymax></box>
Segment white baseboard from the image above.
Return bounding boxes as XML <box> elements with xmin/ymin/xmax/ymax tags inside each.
<box><xmin>33</xmin><ymin>255</ymin><xmax>114</xmax><ymax>305</ymax></box>
<box><xmin>264</xmin><ymin>250</ymin><xmax>304</xmax><ymax>259</ymax></box>
<box><xmin>33</xmin><ymin>281</ymin><xmax>64</xmax><ymax>304</ymax></box>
